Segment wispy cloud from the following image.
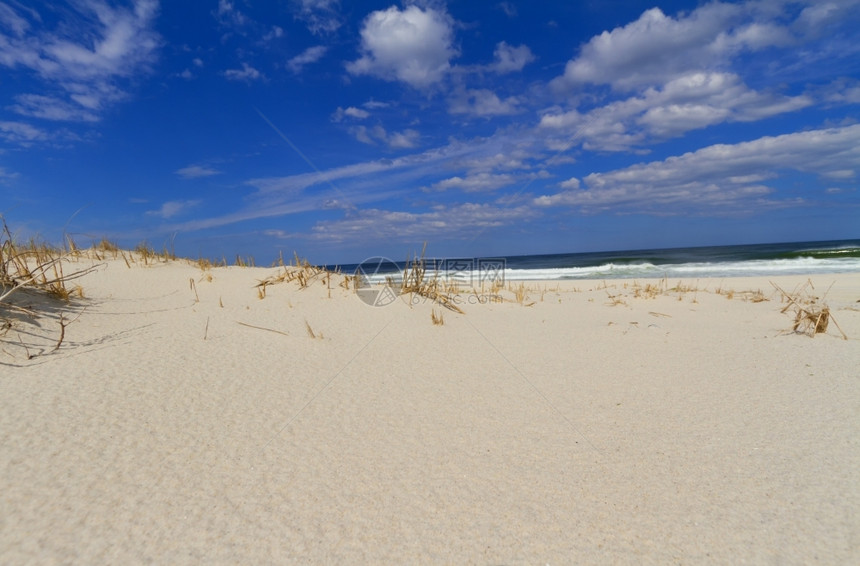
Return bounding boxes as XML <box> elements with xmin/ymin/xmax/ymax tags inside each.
<box><xmin>176</xmin><ymin>165</ymin><xmax>221</xmax><ymax>179</ymax></box>
<box><xmin>541</xmin><ymin>72</ymin><xmax>811</xmax><ymax>151</ymax></box>
<box><xmin>304</xmin><ymin>203</ymin><xmax>539</xmax><ymax>243</ymax></box>
<box><xmin>331</xmin><ymin>106</ymin><xmax>370</xmax><ymax>122</ymax></box>
<box><xmin>146</xmin><ymin>199</ymin><xmax>202</xmax><ymax>219</ymax></box>
<box><xmin>0</xmin><ymin>120</ymin><xmax>49</xmax><ymax>146</ymax></box>
<box><xmin>293</xmin><ymin>0</ymin><xmax>342</xmax><ymax>35</ymax></box>
<box><xmin>0</xmin><ymin>0</ymin><xmax>161</xmax><ymax>122</ymax></box>
<box><xmin>349</xmin><ymin>125</ymin><xmax>419</xmax><ymax>148</ymax></box>
<box><xmin>223</xmin><ymin>62</ymin><xmax>264</xmax><ymax>81</ymax></box>
<box><xmin>0</xmin><ymin>166</ymin><xmax>19</xmax><ymax>183</ymax></box>
<box><xmin>429</xmin><ymin>173</ymin><xmax>516</xmax><ymax>193</ymax></box>
<box><xmin>535</xmin><ymin>124</ymin><xmax>860</xmax><ymax>212</ymax></box>
<box><xmin>287</xmin><ymin>45</ymin><xmax>327</xmax><ymax>73</ymax></box>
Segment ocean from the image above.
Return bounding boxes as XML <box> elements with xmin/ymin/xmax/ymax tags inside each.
<box><xmin>335</xmin><ymin>240</ymin><xmax>860</xmax><ymax>282</ymax></box>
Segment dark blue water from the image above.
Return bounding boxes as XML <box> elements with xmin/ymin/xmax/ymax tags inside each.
<box><xmin>328</xmin><ymin>240</ymin><xmax>860</xmax><ymax>280</ymax></box>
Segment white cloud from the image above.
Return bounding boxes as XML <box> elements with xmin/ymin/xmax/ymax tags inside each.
<box><xmin>551</xmin><ymin>3</ymin><xmax>808</xmax><ymax>92</ymax></box>
<box><xmin>497</xmin><ymin>2</ymin><xmax>517</xmax><ymax>18</ymax></box>
<box><xmin>553</xmin><ymin>5</ymin><xmax>736</xmax><ymax>90</ymax></box>
<box><xmin>216</xmin><ymin>0</ymin><xmax>248</xmax><ymax>28</ymax></box>
<box><xmin>192</xmin><ymin>57</ymin><xmax>203</xmax><ymax>67</ymax></box>
<box><xmin>306</xmin><ymin>203</ymin><xmax>538</xmax><ymax>243</ymax></box>
<box><xmin>344</xmin><ymin>106</ymin><xmax>370</xmax><ymax>119</ymax></box>
<box><xmin>346</xmin><ymin>5</ymin><xmax>458</xmax><ymax>89</ymax></box>
<box><xmin>822</xmin><ymin>169</ymin><xmax>855</xmax><ymax>179</ymax></box>
<box><xmin>0</xmin><ymin>0</ymin><xmax>160</xmax><ymax>122</ymax></box>
<box><xmin>540</xmin><ymin>72</ymin><xmax>811</xmax><ymax>150</ymax></box>
<box><xmin>430</xmin><ymin>173</ymin><xmax>516</xmax><ymax>192</ymax></box>
<box><xmin>363</xmin><ymin>99</ymin><xmax>390</xmax><ymax>109</ymax></box>
<box><xmin>146</xmin><ymin>200</ymin><xmax>201</xmax><ymax>219</ymax></box>
<box><xmin>387</xmin><ymin>129</ymin><xmax>420</xmax><ymax>149</ymax></box>
<box><xmin>822</xmin><ymin>78</ymin><xmax>860</xmax><ymax>105</ymax></box>
<box><xmin>332</xmin><ymin>106</ymin><xmax>371</xmax><ymax>122</ymax></box>
<box><xmin>0</xmin><ymin>166</ymin><xmax>19</xmax><ymax>182</ymax></box>
<box><xmin>350</xmin><ymin>124</ymin><xmax>419</xmax><ymax>149</ymax></box>
<box><xmin>263</xmin><ymin>26</ymin><xmax>284</xmax><ymax>41</ymax></box>
<box><xmin>449</xmin><ymin>88</ymin><xmax>521</xmax><ymax>116</ymax></box>
<box><xmin>0</xmin><ymin>120</ymin><xmax>50</xmax><ymax>145</ymax></box>
<box><xmin>9</xmin><ymin>94</ymin><xmax>100</xmax><ymax>122</ymax></box>
<box><xmin>559</xmin><ymin>177</ymin><xmax>580</xmax><ymax>189</ymax></box>
<box><xmin>794</xmin><ymin>1</ymin><xmax>860</xmax><ymax>36</ymax></box>
<box><xmin>535</xmin><ymin>124</ymin><xmax>860</xmax><ymax>212</ymax></box>
<box><xmin>176</xmin><ymin>165</ymin><xmax>221</xmax><ymax>179</ymax></box>
<box><xmin>0</xmin><ymin>2</ymin><xmax>31</xmax><ymax>36</ymax></box>
<box><xmin>491</xmin><ymin>42</ymin><xmax>535</xmax><ymax>73</ymax></box>
<box><xmin>223</xmin><ymin>62</ymin><xmax>263</xmax><ymax>81</ymax></box>
<box><xmin>287</xmin><ymin>45</ymin><xmax>327</xmax><ymax>73</ymax></box>
<box><xmin>293</xmin><ymin>0</ymin><xmax>342</xmax><ymax>35</ymax></box>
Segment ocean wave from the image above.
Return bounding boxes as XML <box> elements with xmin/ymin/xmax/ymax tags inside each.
<box><xmin>351</xmin><ymin>246</ymin><xmax>860</xmax><ymax>283</ymax></box>
<box><xmin>504</xmin><ymin>257</ymin><xmax>860</xmax><ymax>280</ymax></box>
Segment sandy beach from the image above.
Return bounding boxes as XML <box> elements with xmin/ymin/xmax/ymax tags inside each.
<box><xmin>2</xmin><ymin>254</ymin><xmax>859</xmax><ymax>563</ymax></box>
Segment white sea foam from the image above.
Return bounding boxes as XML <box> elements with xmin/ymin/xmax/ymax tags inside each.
<box><xmin>504</xmin><ymin>257</ymin><xmax>860</xmax><ymax>280</ymax></box>
<box><xmin>355</xmin><ymin>252</ymin><xmax>860</xmax><ymax>283</ymax></box>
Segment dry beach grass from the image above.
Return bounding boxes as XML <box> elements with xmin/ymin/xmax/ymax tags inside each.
<box><xmin>2</xmin><ymin>231</ymin><xmax>860</xmax><ymax>563</ymax></box>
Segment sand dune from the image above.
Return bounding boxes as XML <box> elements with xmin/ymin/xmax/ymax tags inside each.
<box><xmin>3</xmin><ymin>256</ymin><xmax>859</xmax><ymax>563</ymax></box>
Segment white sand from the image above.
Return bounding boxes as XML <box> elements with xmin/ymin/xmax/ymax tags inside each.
<box><xmin>2</xmin><ymin>256</ymin><xmax>859</xmax><ymax>563</ymax></box>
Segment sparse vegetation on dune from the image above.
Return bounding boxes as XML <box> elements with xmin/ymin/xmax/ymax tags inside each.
<box><xmin>1</xmin><ymin>218</ymin><xmax>96</xmax><ymax>358</ymax></box>
<box><xmin>772</xmin><ymin>279</ymin><xmax>847</xmax><ymax>339</ymax></box>
<box><xmin>2</xmin><ymin>214</ymin><xmax>853</xmax><ymax>351</ymax></box>
<box><xmin>254</xmin><ymin>251</ymin><xmax>353</xmax><ymax>296</ymax></box>
<box><xmin>400</xmin><ymin>244</ymin><xmax>465</xmax><ymax>314</ymax></box>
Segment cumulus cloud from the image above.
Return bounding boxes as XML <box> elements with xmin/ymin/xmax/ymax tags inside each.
<box><xmin>287</xmin><ymin>45</ymin><xmax>327</xmax><ymax>73</ymax></box>
<box><xmin>551</xmin><ymin>3</ymin><xmax>806</xmax><ymax>92</ymax></box>
<box><xmin>346</xmin><ymin>5</ymin><xmax>458</xmax><ymax>89</ymax></box>
<box><xmin>176</xmin><ymin>165</ymin><xmax>221</xmax><ymax>179</ymax></box>
<box><xmin>0</xmin><ymin>0</ymin><xmax>160</xmax><ymax>121</ymax></box>
<box><xmin>535</xmin><ymin>124</ymin><xmax>860</xmax><ymax>212</ymax></box>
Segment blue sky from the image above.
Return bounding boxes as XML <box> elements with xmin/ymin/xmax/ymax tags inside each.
<box><xmin>1</xmin><ymin>0</ymin><xmax>859</xmax><ymax>264</ymax></box>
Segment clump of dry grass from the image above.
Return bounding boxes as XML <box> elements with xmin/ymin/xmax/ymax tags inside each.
<box><xmin>431</xmin><ymin>308</ymin><xmax>444</xmax><ymax>325</ymax></box>
<box><xmin>1</xmin><ymin>219</ymin><xmax>93</xmax><ymax>305</ymax></box>
<box><xmin>630</xmin><ymin>278</ymin><xmax>668</xmax><ymax>299</ymax></box>
<box><xmin>1</xmin><ymin>217</ymin><xmax>96</xmax><ymax>357</ymax></box>
<box><xmin>772</xmin><ymin>279</ymin><xmax>846</xmax><ymax>339</ymax></box>
<box><xmin>505</xmin><ymin>282</ymin><xmax>535</xmax><ymax>306</ymax></box>
<box><xmin>400</xmin><ymin>244</ymin><xmax>464</xmax><ymax>314</ymax></box>
<box><xmin>255</xmin><ymin>251</ymin><xmax>351</xmax><ymax>296</ymax></box>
